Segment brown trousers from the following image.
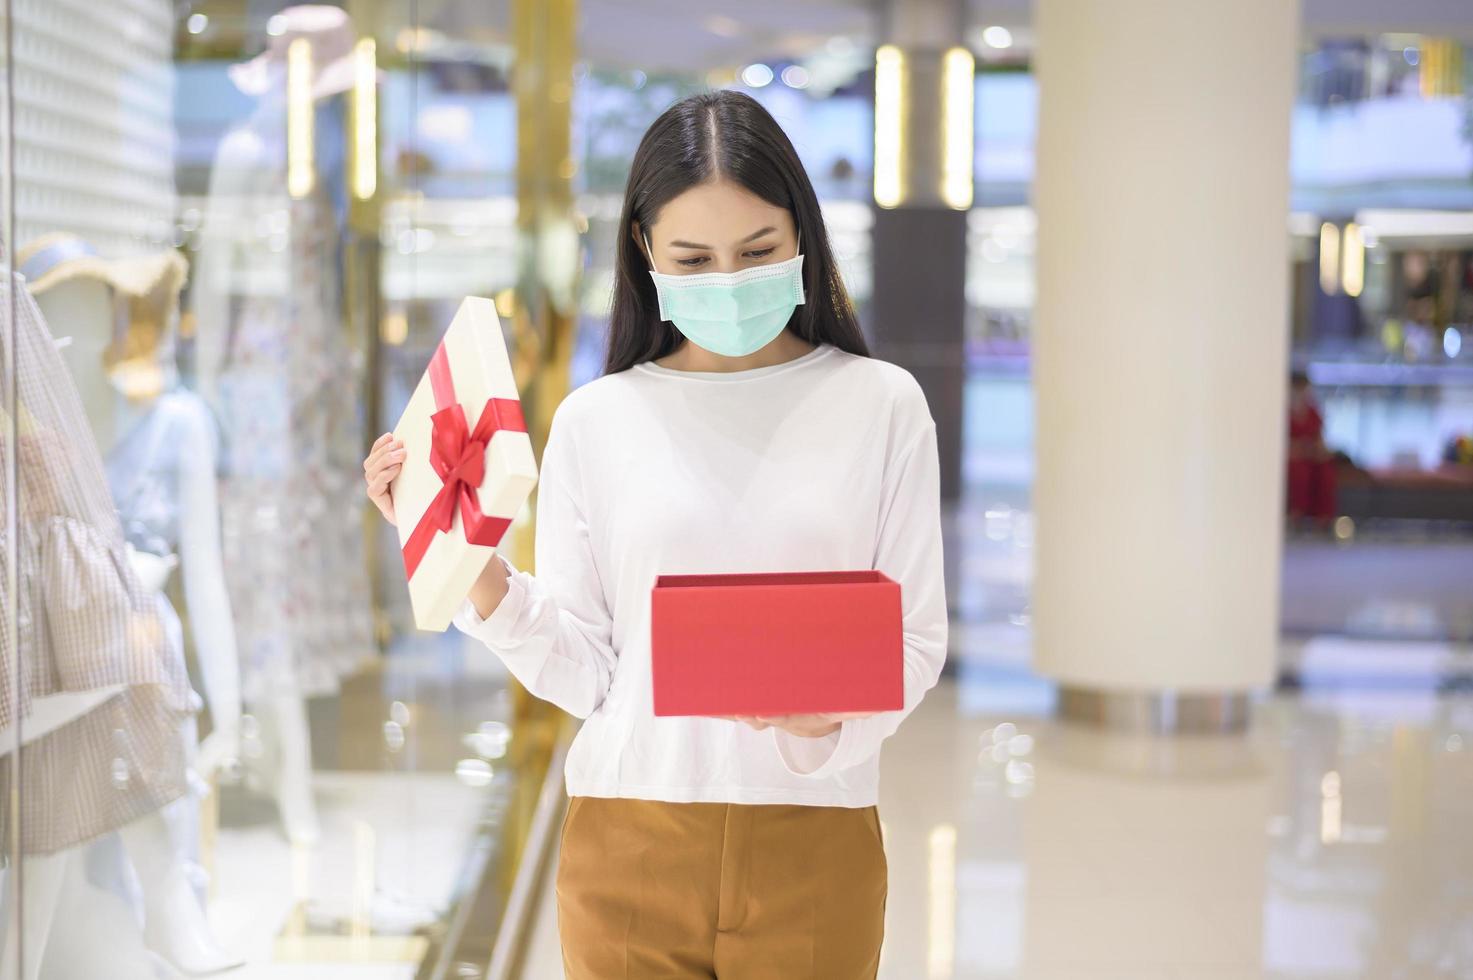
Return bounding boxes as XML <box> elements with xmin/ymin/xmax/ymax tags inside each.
<box><xmin>555</xmin><ymin>796</ymin><xmax>887</xmax><ymax>979</ymax></box>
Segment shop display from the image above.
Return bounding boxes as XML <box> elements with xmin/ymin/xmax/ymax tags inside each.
<box><xmin>190</xmin><ymin>6</ymin><xmax>375</xmax><ymax>844</ymax></box>
<box><xmin>651</xmin><ymin>570</ymin><xmax>904</xmax><ymax>716</ymax></box>
<box><xmin>391</xmin><ymin>296</ymin><xmax>538</xmax><ymax>632</ymax></box>
<box><xmin>0</xmin><ymin>259</ymin><xmax>203</xmax><ymax>980</ymax></box>
<box><xmin>0</xmin><ymin>1</ymin><xmax>554</xmax><ymax>973</ymax></box>
<box><xmin>21</xmin><ymin>235</ymin><xmax>244</xmax><ymax>973</ymax></box>
<box><xmin>194</xmin><ymin>4</ymin><xmax>373</xmax><ymax>702</ymax></box>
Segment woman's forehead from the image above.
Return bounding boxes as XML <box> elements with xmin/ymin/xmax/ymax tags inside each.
<box><xmin>651</xmin><ymin>181</ymin><xmax>792</xmax><ymax>244</ymax></box>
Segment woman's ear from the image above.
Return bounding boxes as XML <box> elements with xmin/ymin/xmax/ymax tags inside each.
<box><xmin>631</xmin><ymin>220</ymin><xmax>655</xmax><ymax>271</ymax></box>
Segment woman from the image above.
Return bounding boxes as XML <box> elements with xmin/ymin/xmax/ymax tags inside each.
<box><xmin>1286</xmin><ymin>370</ymin><xmax>1336</xmax><ymax>528</ymax></box>
<box><xmin>363</xmin><ymin>90</ymin><xmax>947</xmax><ymax>978</ymax></box>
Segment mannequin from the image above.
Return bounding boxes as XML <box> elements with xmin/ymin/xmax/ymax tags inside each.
<box><xmin>35</xmin><ymin>844</ymin><xmax>183</xmax><ymax>980</ymax></box>
<box><xmin>21</xmin><ymin>238</ymin><xmax>244</xmax><ymax>974</ymax></box>
<box><xmin>0</xmin><ymin>261</ymin><xmax>194</xmax><ymax>979</ymax></box>
<box><xmin>191</xmin><ymin>4</ymin><xmax>378</xmax><ymax>846</ymax></box>
<box><xmin>0</xmin><ymin>691</ymin><xmax>127</xmax><ymax>980</ymax></box>
<box><xmin>0</xmin><ymin>833</ymin><xmax>193</xmax><ymax>980</ymax></box>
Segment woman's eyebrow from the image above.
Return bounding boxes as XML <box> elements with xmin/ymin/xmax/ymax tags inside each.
<box><xmin>667</xmin><ymin>226</ymin><xmax>778</xmax><ymax>250</ymax></box>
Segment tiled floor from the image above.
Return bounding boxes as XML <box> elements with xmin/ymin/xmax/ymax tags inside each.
<box><xmin>521</xmin><ymin>675</ymin><xmax>1473</xmax><ymax>979</ymax></box>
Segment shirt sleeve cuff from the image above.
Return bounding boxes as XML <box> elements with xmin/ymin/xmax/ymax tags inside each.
<box><xmin>771</xmin><ymin>722</ymin><xmax>850</xmax><ymax>779</ymax></box>
<box><xmin>451</xmin><ymin>552</ymin><xmax>527</xmax><ymax>647</ymax></box>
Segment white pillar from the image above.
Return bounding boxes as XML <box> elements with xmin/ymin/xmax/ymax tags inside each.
<box><xmin>1031</xmin><ymin>0</ymin><xmax>1299</xmax><ymax>725</ymax></box>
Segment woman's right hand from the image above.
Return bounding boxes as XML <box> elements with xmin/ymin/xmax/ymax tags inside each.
<box><xmin>364</xmin><ymin>432</ymin><xmax>406</xmax><ymax>525</ymax></box>
<box><xmin>363</xmin><ymin>432</ymin><xmax>511</xmax><ymax>619</ymax></box>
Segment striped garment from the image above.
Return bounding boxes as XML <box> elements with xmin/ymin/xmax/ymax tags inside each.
<box><xmin>0</xmin><ymin>269</ymin><xmax>194</xmax><ymax>855</ymax></box>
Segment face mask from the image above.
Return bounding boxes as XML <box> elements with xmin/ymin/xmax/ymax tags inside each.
<box><xmin>645</xmin><ymin>230</ymin><xmax>806</xmax><ymax>358</ymax></box>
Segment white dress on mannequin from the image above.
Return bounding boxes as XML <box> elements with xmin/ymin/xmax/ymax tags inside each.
<box><xmin>191</xmin><ymin>77</ymin><xmax>373</xmax><ymax>845</ymax></box>
<box><xmin>105</xmin><ymin>388</ymin><xmax>235</xmax><ymax>745</ymax></box>
<box><xmin>189</xmin><ymin>77</ymin><xmax>373</xmax><ymax>848</ymax></box>
<box><xmin>104</xmin><ymin>390</ymin><xmax>248</xmax><ymax>975</ymax></box>
<box><xmin>193</xmin><ymin>93</ymin><xmax>374</xmax><ymax>706</ymax></box>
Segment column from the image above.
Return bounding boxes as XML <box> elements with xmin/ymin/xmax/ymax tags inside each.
<box><xmin>1031</xmin><ymin>0</ymin><xmax>1300</xmax><ymax>729</ymax></box>
<box><xmin>869</xmin><ymin>0</ymin><xmax>970</xmax><ymax>501</ymax></box>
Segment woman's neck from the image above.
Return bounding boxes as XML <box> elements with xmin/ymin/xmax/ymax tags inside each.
<box><xmin>654</xmin><ymin>332</ymin><xmax>816</xmax><ymax>374</ymax></box>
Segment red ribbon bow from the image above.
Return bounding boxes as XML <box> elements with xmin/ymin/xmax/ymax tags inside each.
<box><xmin>401</xmin><ymin>343</ymin><xmax>527</xmax><ymax>579</ymax></box>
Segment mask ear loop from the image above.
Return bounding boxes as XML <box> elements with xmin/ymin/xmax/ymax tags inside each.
<box><xmin>642</xmin><ymin>229</ymin><xmax>662</xmax><ymax>276</ymax></box>
<box><xmin>642</xmin><ymin>229</ymin><xmax>672</xmax><ymax>321</ymax></box>
<box><xmin>793</xmin><ymin>224</ymin><xmax>806</xmax><ymax>305</ymax></box>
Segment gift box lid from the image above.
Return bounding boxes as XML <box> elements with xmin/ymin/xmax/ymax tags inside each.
<box><xmin>653</xmin><ymin>569</ymin><xmax>896</xmax><ymax>590</ymax></box>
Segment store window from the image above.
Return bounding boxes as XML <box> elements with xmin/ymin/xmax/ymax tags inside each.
<box><xmin>0</xmin><ymin>1</ymin><xmax>559</xmax><ymax>975</ymax></box>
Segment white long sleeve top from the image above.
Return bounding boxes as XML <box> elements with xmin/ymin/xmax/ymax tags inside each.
<box><xmin>451</xmin><ymin>342</ymin><xmax>947</xmax><ymax>807</ymax></box>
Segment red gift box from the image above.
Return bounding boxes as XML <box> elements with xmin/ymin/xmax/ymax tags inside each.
<box><xmin>650</xmin><ymin>570</ymin><xmax>904</xmax><ymax>717</ymax></box>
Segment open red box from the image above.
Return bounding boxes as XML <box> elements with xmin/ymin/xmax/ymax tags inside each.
<box><xmin>650</xmin><ymin>570</ymin><xmax>904</xmax><ymax>717</ymax></box>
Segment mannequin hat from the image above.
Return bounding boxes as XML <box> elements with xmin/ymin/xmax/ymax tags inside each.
<box><xmin>229</xmin><ymin>4</ymin><xmax>375</xmax><ymax>101</ymax></box>
<box><xmin>16</xmin><ymin>234</ymin><xmax>189</xmax><ymax>395</ymax></box>
<box><xmin>17</xmin><ymin>234</ymin><xmax>187</xmax><ymax>304</ymax></box>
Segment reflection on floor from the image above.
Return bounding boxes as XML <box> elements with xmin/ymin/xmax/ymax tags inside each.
<box><xmin>521</xmin><ymin>675</ymin><xmax>1473</xmax><ymax>979</ymax></box>
<box><xmin>210</xmin><ymin>771</ymin><xmax>488</xmax><ymax>979</ymax></box>
<box><xmin>883</xmin><ymin>679</ymin><xmax>1472</xmax><ymax>979</ymax></box>
<box><xmin>523</xmin><ymin>834</ymin><xmax>562</xmax><ymax>978</ymax></box>
<box><xmin>204</xmin><ymin>631</ymin><xmax>517</xmax><ymax>978</ymax></box>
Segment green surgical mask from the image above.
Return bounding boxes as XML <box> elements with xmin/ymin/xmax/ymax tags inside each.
<box><xmin>645</xmin><ymin>231</ymin><xmax>806</xmax><ymax>358</ymax></box>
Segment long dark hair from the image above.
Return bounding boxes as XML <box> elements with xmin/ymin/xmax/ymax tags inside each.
<box><xmin>602</xmin><ymin>90</ymin><xmax>870</xmax><ymax>376</ymax></box>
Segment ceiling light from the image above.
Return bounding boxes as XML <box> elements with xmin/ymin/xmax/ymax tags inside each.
<box><xmin>873</xmin><ymin>45</ymin><xmax>905</xmax><ymax>208</ymax></box>
<box><xmin>781</xmin><ymin>65</ymin><xmax>810</xmax><ymax>88</ymax></box>
<box><xmin>741</xmin><ymin>63</ymin><xmax>774</xmax><ymax>88</ymax></box>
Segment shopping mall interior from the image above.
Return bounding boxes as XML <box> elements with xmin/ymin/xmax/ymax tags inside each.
<box><xmin>0</xmin><ymin>0</ymin><xmax>1470</xmax><ymax>977</ymax></box>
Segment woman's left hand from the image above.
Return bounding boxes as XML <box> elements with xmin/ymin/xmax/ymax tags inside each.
<box><xmin>720</xmin><ymin>713</ymin><xmax>872</xmax><ymax>738</ymax></box>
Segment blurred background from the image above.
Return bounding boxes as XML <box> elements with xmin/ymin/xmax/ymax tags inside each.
<box><xmin>0</xmin><ymin>0</ymin><xmax>1469</xmax><ymax>977</ymax></box>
